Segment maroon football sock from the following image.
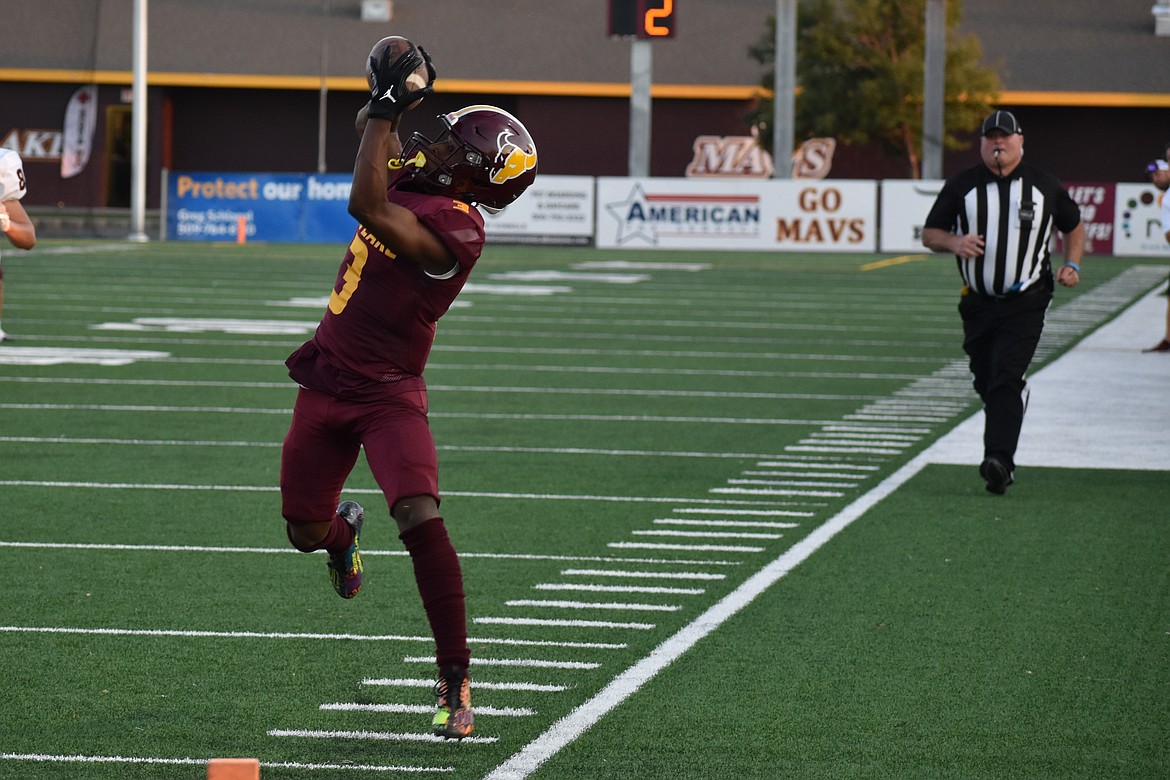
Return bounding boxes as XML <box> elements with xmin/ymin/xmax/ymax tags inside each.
<box><xmin>319</xmin><ymin>510</ymin><xmax>356</xmax><ymax>551</ymax></box>
<box><xmin>287</xmin><ymin>511</ymin><xmax>355</xmax><ymax>553</ymax></box>
<box><xmin>400</xmin><ymin>517</ymin><xmax>470</xmax><ymax>670</ymax></box>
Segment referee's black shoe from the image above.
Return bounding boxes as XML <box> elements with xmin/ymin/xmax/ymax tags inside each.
<box><xmin>979</xmin><ymin>457</ymin><xmax>1014</xmax><ymax>495</ymax></box>
<box><xmin>1142</xmin><ymin>339</ymin><xmax>1170</xmax><ymax>353</ymax></box>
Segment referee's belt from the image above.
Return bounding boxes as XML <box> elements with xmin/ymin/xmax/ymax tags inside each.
<box><xmin>961</xmin><ymin>281</ymin><xmax>1043</xmax><ymax>300</ymax></box>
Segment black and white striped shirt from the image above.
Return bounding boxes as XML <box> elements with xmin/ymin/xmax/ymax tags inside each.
<box><xmin>924</xmin><ymin>163</ymin><xmax>1081</xmax><ymax>297</ymax></box>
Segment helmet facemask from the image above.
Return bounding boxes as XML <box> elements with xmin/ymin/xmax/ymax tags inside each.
<box><xmin>396</xmin><ymin>106</ymin><xmax>537</xmax><ymax>214</ymax></box>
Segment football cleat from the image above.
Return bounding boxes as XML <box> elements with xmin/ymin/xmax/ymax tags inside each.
<box><xmin>432</xmin><ymin>666</ymin><xmax>474</xmax><ymax>739</ymax></box>
<box><xmin>326</xmin><ymin>500</ymin><xmax>364</xmax><ymax>599</ymax></box>
<box><xmin>979</xmin><ymin>457</ymin><xmax>1014</xmax><ymax>495</ymax></box>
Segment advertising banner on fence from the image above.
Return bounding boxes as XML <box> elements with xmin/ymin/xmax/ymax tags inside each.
<box><xmin>1059</xmin><ymin>183</ymin><xmax>1115</xmax><ymax>255</ymax></box>
<box><xmin>482</xmin><ymin>175</ymin><xmax>594</xmax><ymax>244</ymax></box>
<box><xmin>878</xmin><ymin>179</ymin><xmax>943</xmax><ymax>253</ymax></box>
<box><xmin>166</xmin><ymin>172</ymin><xmax>1165</xmax><ymax>255</ymax></box>
<box><xmin>883</xmin><ymin>180</ymin><xmax>1123</xmax><ymax>256</ymax></box>
<box><xmin>1113</xmin><ymin>182</ymin><xmax>1170</xmax><ymax>256</ymax></box>
<box><xmin>596</xmin><ymin>177</ymin><xmax>876</xmax><ymax>252</ymax></box>
<box><xmin>167</xmin><ymin>171</ymin><xmax>356</xmax><ymax>243</ymax></box>
<box><xmin>300</xmin><ymin>175</ymin><xmax>356</xmax><ymax>245</ymax></box>
<box><xmin>168</xmin><ymin>171</ymin><xmax>588</xmax><ymax>245</ymax></box>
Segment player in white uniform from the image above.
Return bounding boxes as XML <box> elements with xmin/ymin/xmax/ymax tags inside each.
<box><xmin>0</xmin><ymin>148</ymin><xmax>38</xmax><ymax>341</ymax></box>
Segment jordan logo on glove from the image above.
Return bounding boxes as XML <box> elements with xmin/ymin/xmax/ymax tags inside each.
<box><xmin>365</xmin><ymin>36</ymin><xmax>435</xmax><ymax>121</ymax></box>
<box><xmin>374</xmin><ymin>82</ymin><xmax>398</xmax><ymax>104</ymax></box>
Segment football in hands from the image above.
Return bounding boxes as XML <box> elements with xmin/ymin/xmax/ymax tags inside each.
<box><xmin>366</xmin><ymin>36</ymin><xmax>430</xmax><ymax>100</ymax></box>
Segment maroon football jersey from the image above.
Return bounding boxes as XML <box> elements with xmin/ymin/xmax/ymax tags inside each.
<box><xmin>286</xmin><ymin>190</ymin><xmax>485</xmax><ymax>401</ymax></box>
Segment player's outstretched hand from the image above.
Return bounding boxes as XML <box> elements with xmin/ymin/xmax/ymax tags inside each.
<box><xmin>367</xmin><ymin>40</ymin><xmax>435</xmax><ymax>122</ymax></box>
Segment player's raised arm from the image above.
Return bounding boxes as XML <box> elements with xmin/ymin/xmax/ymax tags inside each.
<box><xmin>347</xmin><ymin>38</ymin><xmax>450</xmax><ymax>273</ymax></box>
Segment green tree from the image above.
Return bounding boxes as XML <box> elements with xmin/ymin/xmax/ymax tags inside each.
<box><xmin>748</xmin><ymin>0</ymin><xmax>1001</xmax><ymax>178</ymax></box>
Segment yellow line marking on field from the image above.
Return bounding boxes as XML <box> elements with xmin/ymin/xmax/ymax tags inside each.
<box><xmin>861</xmin><ymin>254</ymin><xmax>931</xmax><ymax>271</ymax></box>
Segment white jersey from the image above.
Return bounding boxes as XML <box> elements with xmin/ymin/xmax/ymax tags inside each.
<box><xmin>1161</xmin><ymin>190</ymin><xmax>1170</xmax><ymax>244</ymax></box>
<box><xmin>1</xmin><ymin>148</ymin><xmax>28</xmax><ymax>265</ymax></box>
<box><xmin>1</xmin><ymin>148</ymin><xmax>28</xmax><ymax>202</ymax></box>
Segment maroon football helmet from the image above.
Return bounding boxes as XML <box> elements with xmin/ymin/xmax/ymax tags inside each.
<box><xmin>398</xmin><ymin>105</ymin><xmax>538</xmax><ymax>213</ymax></box>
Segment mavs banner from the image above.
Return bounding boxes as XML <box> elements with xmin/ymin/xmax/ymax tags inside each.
<box><xmin>596</xmin><ymin>177</ymin><xmax>876</xmax><ymax>252</ymax></box>
<box><xmin>166</xmin><ymin>171</ymin><xmax>356</xmax><ymax>243</ymax></box>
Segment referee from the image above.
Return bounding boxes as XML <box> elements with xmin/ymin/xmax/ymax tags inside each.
<box><xmin>923</xmin><ymin>110</ymin><xmax>1085</xmax><ymax>495</ymax></box>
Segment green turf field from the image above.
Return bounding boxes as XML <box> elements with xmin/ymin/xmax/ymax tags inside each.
<box><xmin>0</xmin><ymin>241</ymin><xmax>1165</xmax><ymax>779</ymax></box>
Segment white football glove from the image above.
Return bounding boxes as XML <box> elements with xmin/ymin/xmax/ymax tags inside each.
<box><xmin>0</xmin><ymin>205</ymin><xmax>10</xmax><ymax>233</ymax></box>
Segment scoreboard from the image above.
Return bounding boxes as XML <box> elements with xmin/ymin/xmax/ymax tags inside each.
<box><xmin>608</xmin><ymin>0</ymin><xmax>677</xmax><ymax>39</ymax></box>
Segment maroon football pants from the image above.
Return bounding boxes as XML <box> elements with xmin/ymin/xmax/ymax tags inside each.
<box><xmin>280</xmin><ymin>385</ymin><xmax>439</xmax><ymax>524</ymax></box>
<box><xmin>280</xmin><ymin>385</ymin><xmax>469</xmax><ymax>668</ymax></box>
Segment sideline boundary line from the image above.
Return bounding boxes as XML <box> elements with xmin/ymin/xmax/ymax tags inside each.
<box><xmin>483</xmin><ymin>451</ymin><xmax>932</xmax><ymax>780</ymax></box>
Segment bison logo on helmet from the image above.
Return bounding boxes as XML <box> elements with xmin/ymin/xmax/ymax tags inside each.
<box><xmin>491</xmin><ymin>129</ymin><xmax>537</xmax><ymax>186</ymax></box>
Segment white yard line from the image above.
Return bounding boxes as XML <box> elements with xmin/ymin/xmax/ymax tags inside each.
<box><xmin>0</xmin><ymin>375</ymin><xmax>877</xmax><ymax>400</ymax></box>
<box><xmin>0</xmin><ymin>403</ymin><xmax>845</xmax><ymax>426</ymax></box>
<box><xmin>0</xmin><ymin>540</ymin><xmax>741</xmax><ymax>567</ymax></box>
<box><xmin>268</xmin><ymin>728</ymin><xmax>497</xmax><ymax>745</ymax></box>
<box><xmin>0</xmin><ymin>625</ymin><xmax>620</xmax><ymax>650</ymax></box>
<box><xmin>0</xmin><ymin>480</ymin><xmax>799</xmax><ymax>507</ymax></box>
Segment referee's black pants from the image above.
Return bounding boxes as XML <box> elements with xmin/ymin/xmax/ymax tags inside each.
<box><xmin>958</xmin><ymin>283</ymin><xmax>1052</xmax><ymax>471</ymax></box>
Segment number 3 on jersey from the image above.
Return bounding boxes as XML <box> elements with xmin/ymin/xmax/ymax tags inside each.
<box><xmin>329</xmin><ymin>234</ymin><xmax>370</xmax><ymax>315</ymax></box>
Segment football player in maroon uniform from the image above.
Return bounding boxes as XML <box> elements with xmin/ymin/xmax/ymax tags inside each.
<box><xmin>279</xmin><ymin>38</ymin><xmax>537</xmax><ymax>740</ymax></box>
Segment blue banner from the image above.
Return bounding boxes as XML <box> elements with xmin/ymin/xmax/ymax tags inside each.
<box><xmin>167</xmin><ymin>171</ymin><xmax>357</xmax><ymax>243</ymax></box>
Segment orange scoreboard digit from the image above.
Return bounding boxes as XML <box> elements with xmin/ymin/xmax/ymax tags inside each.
<box><xmin>608</xmin><ymin>0</ymin><xmax>677</xmax><ymax>39</ymax></box>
